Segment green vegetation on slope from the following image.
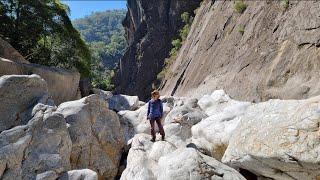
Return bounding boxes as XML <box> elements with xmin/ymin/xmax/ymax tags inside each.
<box><xmin>157</xmin><ymin>12</ymin><xmax>195</xmax><ymax>82</ymax></box>
<box><xmin>0</xmin><ymin>0</ymin><xmax>91</xmax><ymax>77</ymax></box>
<box><xmin>234</xmin><ymin>0</ymin><xmax>247</xmax><ymax>14</ymax></box>
<box><xmin>73</xmin><ymin>9</ymin><xmax>127</xmax><ymax>90</ymax></box>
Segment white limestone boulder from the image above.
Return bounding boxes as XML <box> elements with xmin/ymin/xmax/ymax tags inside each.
<box><xmin>192</xmin><ymin>90</ymin><xmax>251</xmax><ymax>160</ymax></box>
<box><xmin>57</xmin><ymin>95</ymin><xmax>125</xmax><ymax>179</ymax></box>
<box><xmin>120</xmin><ymin>134</ymin><xmax>176</xmax><ymax>180</ymax></box>
<box><xmin>222</xmin><ymin>96</ymin><xmax>320</xmax><ymax>179</ymax></box>
<box><xmin>158</xmin><ymin>148</ymin><xmax>246</xmax><ymax>180</ymax></box>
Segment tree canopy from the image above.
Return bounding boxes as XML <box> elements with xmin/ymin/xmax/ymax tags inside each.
<box><xmin>0</xmin><ymin>0</ymin><xmax>91</xmax><ymax>77</ymax></box>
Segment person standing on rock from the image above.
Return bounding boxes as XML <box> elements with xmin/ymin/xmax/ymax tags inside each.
<box><xmin>147</xmin><ymin>90</ymin><xmax>165</xmax><ymax>142</ymax></box>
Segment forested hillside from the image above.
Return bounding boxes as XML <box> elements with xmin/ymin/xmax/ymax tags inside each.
<box><xmin>73</xmin><ymin>10</ymin><xmax>127</xmax><ymax>90</ymax></box>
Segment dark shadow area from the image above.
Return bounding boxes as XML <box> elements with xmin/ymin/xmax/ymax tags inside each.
<box><xmin>115</xmin><ymin>145</ymin><xmax>131</xmax><ymax>180</ymax></box>
<box><xmin>239</xmin><ymin>168</ymin><xmax>258</xmax><ymax>180</ymax></box>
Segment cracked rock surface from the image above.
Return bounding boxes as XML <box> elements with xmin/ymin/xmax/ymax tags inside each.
<box><xmin>57</xmin><ymin>95</ymin><xmax>125</xmax><ymax>179</ymax></box>
<box><xmin>222</xmin><ymin>96</ymin><xmax>320</xmax><ymax>179</ymax></box>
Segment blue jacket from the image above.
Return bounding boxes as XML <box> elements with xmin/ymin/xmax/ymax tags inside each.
<box><xmin>147</xmin><ymin>99</ymin><xmax>163</xmax><ymax>119</ymax></box>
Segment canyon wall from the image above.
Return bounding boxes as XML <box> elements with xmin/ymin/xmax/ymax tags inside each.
<box><xmin>160</xmin><ymin>0</ymin><xmax>320</xmax><ymax>102</ymax></box>
<box><xmin>114</xmin><ymin>0</ymin><xmax>201</xmax><ymax>100</ymax></box>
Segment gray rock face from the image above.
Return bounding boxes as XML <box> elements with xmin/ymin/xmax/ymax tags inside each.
<box><xmin>114</xmin><ymin>0</ymin><xmax>201</xmax><ymax>100</ymax></box>
<box><xmin>108</xmin><ymin>94</ymin><xmax>139</xmax><ymax>111</ymax></box>
<box><xmin>222</xmin><ymin>96</ymin><xmax>320</xmax><ymax>179</ymax></box>
<box><xmin>161</xmin><ymin>0</ymin><xmax>320</xmax><ymax>102</ymax></box>
<box><xmin>0</xmin><ymin>58</ymin><xmax>80</xmax><ymax>104</ymax></box>
<box><xmin>0</xmin><ymin>74</ymin><xmax>49</xmax><ymax>132</ymax></box>
<box><xmin>57</xmin><ymin>95</ymin><xmax>125</xmax><ymax>179</ymax></box>
<box><xmin>92</xmin><ymin>88</ymin><xmax>113</xmax><ymax>101</ymax></box>
<box><xmin>0</xmin><ymin>103</ymin><xmax>72</xmax><ymax>180</ymax></box>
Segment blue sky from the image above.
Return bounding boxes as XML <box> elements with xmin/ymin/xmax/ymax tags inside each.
<box><xmin>62</xmin><ymin>1</ymin><xmax>127</xmax><ymax>20</ymax></box>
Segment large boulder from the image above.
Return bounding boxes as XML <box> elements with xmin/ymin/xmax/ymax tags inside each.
<box><xmin>108</xmin><ymin>94</ymin><xmax>139</xmax><ymax>111</ymax></box>
<box><xmin>222</xmin><ymin>96</ymin><xmax>320</xmax><ymax>179</ymax></box>
<box><xmin>0</xmin><ymin>103</ymin><xmax>72</xmax><ymax>180</ymax></box>
<box><xmin>164</xmin><ymin>99</ymin><xmax>207</xmax><ymax>148</ymax></box>
<box><xmin>158</xmin><ymin>148</ymin><xmax>246</xmax><ymax>180</ymax></box>
<box><xmin>0</xmin><ymin>74</ymin><xmax>50</xmax><ymax>132</ymax></box>
<box><xmin>57</xmin><ymin>95</ymin><xmax>125</xmax><ymax>179</ymax></box>
<box><xmin>120</xmin><ymin>134</ymin><xmax>176</xmax><ymax>180</ymax></box>
<box><xmin>120</xmin><ymin>134</ymin><xmax>245</xmax><ymax>180</ymax></box>
<box><xmin>192</xmin><ymin>90</ymin><xmax>251</xmax><ymax>160</ymax></box>
<box><xmin>0</xmin><ymin>58</ymin><xmax>80</xmax><ymax>104</ymax></box>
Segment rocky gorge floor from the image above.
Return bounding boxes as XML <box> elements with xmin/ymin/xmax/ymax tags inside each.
<box><xmin>1</xmin><ymin>74</ymin><xmax>320</xmax><ymax>180</ymax></box>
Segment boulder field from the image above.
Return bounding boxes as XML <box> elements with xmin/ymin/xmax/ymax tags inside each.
<box><xmin>0</xmin><ymin>74</ymin><xmax>124</xmax><ymax>180</ymax></box>
<box><xmin>119</xmin><ymin>90</ymin><xmax>320</xmax><ymax>179</ymax></box>
<box><xmin>1</xmin><ymin>73</ymin><xmax>320</xmax><ymax>180</ymax></box>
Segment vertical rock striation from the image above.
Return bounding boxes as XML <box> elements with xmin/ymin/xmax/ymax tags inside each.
<box><xmin>114</xmin><ymin>0</ymin><xmax>201</xmax><ymax>100</ymax></box>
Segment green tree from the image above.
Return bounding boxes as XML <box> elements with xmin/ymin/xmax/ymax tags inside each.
<box><xmin>0</xmin><ymin>0</ymin><xmax>91</xmax><ymax>77</ymax></box>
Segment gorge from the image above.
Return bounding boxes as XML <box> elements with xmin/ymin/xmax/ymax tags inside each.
<box><xmin>0</xmin><ymin>0</ymin><xmax>320</xmax><ymax>180</ymax></box>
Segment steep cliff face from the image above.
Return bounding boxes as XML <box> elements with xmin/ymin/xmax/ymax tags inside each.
<box><xmin>114</xmin><ymin>0</ymin><xmax>201</xmax><ymax>100</ymax></box>
<box><xmin>160</xmin><ymin>0</ymin><xmax>320</xmax><ymax>102</ymax></box>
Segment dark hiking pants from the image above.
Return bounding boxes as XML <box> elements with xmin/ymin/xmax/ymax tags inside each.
<box><xmin>149</xmin><ymin>117</ymin><xmax>165</xmax><ymax>139</ymax></box>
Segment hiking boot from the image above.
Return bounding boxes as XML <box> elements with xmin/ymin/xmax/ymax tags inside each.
<box><xmin>161</xmin><ymin>136</ymin><xmax>165</xmax><ymax>141</ymax></box>
<box><xmin>151</xmin><ymin>138</ymin><xmax>156</xmax><ymax>142</ymax></box>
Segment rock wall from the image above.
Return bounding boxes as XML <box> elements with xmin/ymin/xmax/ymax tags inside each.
<box><xmin>160</xmin><ymin>0</ymin><xmax>320</xmax><ymax>102</ymax></box>
<box><xmin>0</xmin><ymin>58</ymin><xmax>80</xmax><ymax>105</ymax></box>
<box><xmin>114</xmin><ymin>0</ymin><xmax>201</xmax><ymax>100</ymax></box>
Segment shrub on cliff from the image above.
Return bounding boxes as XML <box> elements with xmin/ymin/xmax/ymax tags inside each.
<box><xmin>234</xmin><ymin>0</ymin><xmax>247</xmax><ymax>13</ymax></box>
<box><xmin>282</xmin><ymin>0</ymin><xmax>289</xmax><ymax>10</ymax></box>
<box><xmin>238</xmin><ymin>26</ymin><xmax>245</xmax><ymax>35</ymax></box>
